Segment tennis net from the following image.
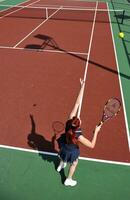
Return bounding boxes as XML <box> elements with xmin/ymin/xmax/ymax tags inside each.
<box><xmin>0</xmin><ymin>4</ymin><xmax>125</xmax><ymax>24</ymax></box>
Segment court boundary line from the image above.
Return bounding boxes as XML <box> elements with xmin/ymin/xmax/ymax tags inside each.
<box><xmin>0</xmin><ymin>0</ymin><xmax>32</xmax><ymax>14</ymax></box>
<box><xmin>0</xmin><ymin>0</ymin><xmax>31</xmax><ymax>5</ymax></box>
<box><xmin>107</xmin><ymin>2</ymin><xmax>130</xmax><ymax>151</ymax></box>
<box><xmin>0</xmin><ymin>45</ymin><xmax>88</xmax><ymax>56</ymax></box>
<box><xmin>0</xmin><ymin>0</ymin><xmax>41</xmax><ymax>18</ymax></box>
<box><xmin>0</xmin><ymin>144</ymin><xmax>130</xmax><ymax>166</ymax></box>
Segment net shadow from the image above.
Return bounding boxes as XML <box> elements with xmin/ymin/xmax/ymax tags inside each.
<box><xmin>0</xmin><ymin>5</ymin><xmax>124</xmax><ymax>24</ymax></box>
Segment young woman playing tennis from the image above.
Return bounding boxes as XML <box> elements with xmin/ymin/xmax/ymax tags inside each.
<box><xmin>57</xmin><ymin>79</ymin><xmax>102</xmax><ymax>187</ymax></box>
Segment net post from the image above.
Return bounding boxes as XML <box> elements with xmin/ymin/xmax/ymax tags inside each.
<box><xmin>45</xmin><ymin>8</ymin><xmax>48</xmax><ymax>19</ymax></box>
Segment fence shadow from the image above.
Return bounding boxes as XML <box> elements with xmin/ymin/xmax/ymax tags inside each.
<box><xmin>111</xmin><ymin>0</ymin><xmax>130</xmax><ymax>67</ymax></box>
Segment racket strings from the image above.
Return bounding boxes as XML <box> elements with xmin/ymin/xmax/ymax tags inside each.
<box><xmin>102</xmin><ymin>98</ymin><xmax>121</xmax><ymax>122</ymax></box>
<box><xmin>106</xmin><ymin>101</ymin><xmax>120</xmax><ymax>112</ymax></box>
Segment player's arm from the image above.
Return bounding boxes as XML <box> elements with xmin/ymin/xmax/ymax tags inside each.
<box><xmin>69</xmin><ymin>79</ymin><xmax>85</xmax><ymax>119</ymax></box>
<box><xmin>78</xmin><ymin>125</ymin><xmax>101</xmax><ymax>148</ymax></box>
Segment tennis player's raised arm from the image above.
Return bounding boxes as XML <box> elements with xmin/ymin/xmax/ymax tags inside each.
<box><xmin>69</xmin><ymin>79</ymin><xmax>85</xmax><ymax>119</ymax></box>
<box><xmin>78</xmin><ymin>125</ymin><xmax>102</xmax><ymax>148</ymax></box>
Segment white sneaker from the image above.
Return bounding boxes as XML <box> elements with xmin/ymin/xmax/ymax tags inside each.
<box><xmin>57</xmin><ymin>162</ymin><xmax>67</xmax><ymax>172</ymax></box>
<box><xmin>64</xmin><ymin>178</ymin><xmax>77</xmax><ymax>186</ymax></box>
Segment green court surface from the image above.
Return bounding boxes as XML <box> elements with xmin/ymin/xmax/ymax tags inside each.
<box><xmin>108</xmin><ymin>0</ymin><xmax>130</xmax><ymax>136</ymax></box>
<box><xmin>0</xmin><ymin>0</ymin><xmax>26</xmax><ymax>5</ymax></box>
<box><xmin>0</xmin><ymin>147</ymin><xmax>130</xmax><ymax>200</ymax></box>
<box><xmin>0</xmin><ymin>0</ymin><xmax>130</xmax><ymax>199</ymax></box>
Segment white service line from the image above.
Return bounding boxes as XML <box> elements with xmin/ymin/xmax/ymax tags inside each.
<box><xmin>0</xmin><ymin>45</ymin><xmax>88</xmax><ymax>56</ymax></box>
<box><xmin>0</xmin><ymin>0</ymin><xmax>40</xmax><ymax>19</ymax></box>
<box><xmin>13</xmin><ymin>6</ymin><xmax>63</xmax><ymax>48</ymax></box>
<box><xmin>107</xmin><ymin>2</ymin><xmax>130</xmax><ymax>151</ymax></box>
<box><xmin>77</xmin><ymin>1</ymin><xmax>98</xmax><ymax>117</ymax></box>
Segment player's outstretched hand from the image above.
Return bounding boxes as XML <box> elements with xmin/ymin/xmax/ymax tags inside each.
<box><xmin>80</xmin><ymin>78</ymin><xmax>85</xmax><ymax>86</ymax></box>
<box><xmin>95</xmin><ymin>123</ymin><xmax>102</xmax><ymax>133</ymax></box>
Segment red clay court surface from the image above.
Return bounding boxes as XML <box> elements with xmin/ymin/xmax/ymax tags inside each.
<box><xmin>0</xmin><ymin>0</ymin><xmax>130</xmax><ymax>164</ymax></box>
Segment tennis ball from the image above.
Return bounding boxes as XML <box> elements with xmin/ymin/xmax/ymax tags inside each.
<box><xmin>119</xmin><ymin>32</ymin><xmax>125</xmax><ymax>38</ymax></box>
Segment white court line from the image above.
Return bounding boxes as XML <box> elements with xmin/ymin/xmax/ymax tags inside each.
<box><xmin>79</xmin><ymin>156</ymin><xmax>130</xmax><ymax>166</ymax></box>
<box><xmin>13</xmin><ymin>6</ymin><xmax>63</xmax><ymax>48</ymax></box>
<box><xmin>0</xmin><ymin>144</ymin><xmax>130</xmax><ymax>166</ymax></box>
<box><xmin>0</xmin><ymin>0</ymin><xmax>32</xmax><ymax>13</ymax></box>
<box><xmin>0</xmin><ymin>0</ymin><xmax>40</xmax><ymax>19</ymax></box>
<box><xmin>107</xmin><ymin>2</ymin><xmax>130</xmax><ymax>151</ymax></box>
<box><xmin>0</xmin><ymin>45</ymin><xmax>88</xmax><ymax>56</ymax></box>
<box><xmin>32</xmin><ymin>4</ymin><xmax>96</xmax><ymax>9</ymax></box>
<box><xmin>0</xmin><ymin>4</ymin><xmax>123</xmax><ymax>12</ymax></box>
<box><xmin>77</xmin><ymin>1</ymin><xmax>98</xmax><ymax>117</ymax></box>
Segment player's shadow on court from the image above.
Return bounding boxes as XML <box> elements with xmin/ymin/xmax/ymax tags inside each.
<box><xmin>27</xmin><ymin>114</ymin><xmax>57</xmax><ymax>153</ymax></box>
<box><xmin>25</xmin><ymin>34</ymin><xmax>87</xmax><ymax>62</ymax></box>
<box><xmin>27</xmin><ymin>114</ymin><xmax>66</xmax><ymax>184</ymax></box>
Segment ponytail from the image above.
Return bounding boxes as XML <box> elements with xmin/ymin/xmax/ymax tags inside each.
<box><xmin>65</xmin><ymin>116</ymin><xmax>80</xmax><ymax>146</ymax></box>
<box><xmin>66</xmin><ymin>129</ymin><xmax>78</xmax><ymax>145</ymax></box>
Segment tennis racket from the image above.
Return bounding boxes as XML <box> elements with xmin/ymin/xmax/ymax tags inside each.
<box><xmin>52</xmin><ymin>121</ymin><xmax>65</xmax><ymax>135</ymax></box>
<box><xmin>98</xmin><ymin>97</ymin><xmax>121</xmax><ymax>126</ymax></box>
